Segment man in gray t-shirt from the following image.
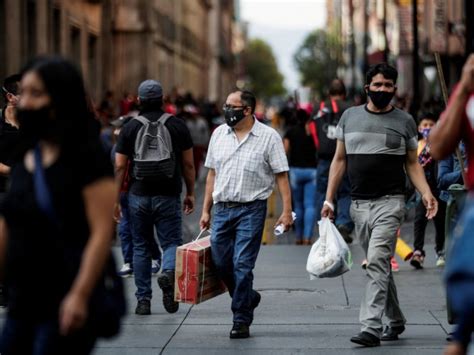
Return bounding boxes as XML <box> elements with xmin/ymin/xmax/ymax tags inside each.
<box><xmin>322</xmin><ymin>63</ymin><xmax>438</xmax><ymax>347</ymax></box>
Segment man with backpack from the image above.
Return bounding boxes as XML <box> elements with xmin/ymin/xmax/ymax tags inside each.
<box><xmin>311</xmin><ymin>79</ymin><xmax>353</xmax><ymax>242</ymax></box>
<box><xmin>115</xmin><ymin>80</ymin><xmax>195</xmax><ymax>315</ymax></box>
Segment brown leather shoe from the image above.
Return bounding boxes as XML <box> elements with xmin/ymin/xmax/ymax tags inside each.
<box><xmin>302</xmin><ymin>240</ymin><xmax>312</xmax><ymax>246</ymax></box>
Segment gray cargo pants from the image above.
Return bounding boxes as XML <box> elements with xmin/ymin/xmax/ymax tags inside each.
<box><xmin>350</xmin><ymin>195</ymin><xmax>407</xmax><ymax>338</ymax></box>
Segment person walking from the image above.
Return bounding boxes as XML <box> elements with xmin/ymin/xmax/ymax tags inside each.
<box><xmin>411</xmin><ymin>113</ymin><xmax>446</xmax><ymax>269</ymax></box>
<box><xmin>321</xmin><ymin>63</ymin><xmax>438</xmax><ymax>347</ymax></box>
<box><xmin>0</xmin><ymin>57</ymin><xmax>122</xmax><ymax>354</ymax></box>
<box><xmin>111</xmin><ymin>116</ymin><xmax>162</xmax><ymax>278</ymax></box>
<box><xmin>115</xmin><ymin>80</ymin><xmax>195</xmax><ymax>316</ymax></box>
<box><xmin>312</xmin><ymin>79</ymin><xmax>353</xmax><ymax>242</ymax></box>
<box><xmin>283</xmin><ymin>109</ymin><xmax>318</xmax><ymax>245</ymax></box>
<box><xmin>200</xmin><ymin>90</ymin><xmax>293</xmax><ymax>339</ymax></box>
<box><xmin>429</xmin><ymin>54</ymin><xmax>474</xmax><ymax>355</ymax></box>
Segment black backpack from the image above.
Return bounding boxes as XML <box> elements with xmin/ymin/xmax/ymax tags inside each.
<box><xmin>309</xmin><ymin>99</ymin><xmax>342</xmax><ymax>160</ymax></box>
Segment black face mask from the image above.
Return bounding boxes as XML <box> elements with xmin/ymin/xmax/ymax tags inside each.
<box><xmin>17</xmin><ymin>107</ymin><xmax>59</xmax><ymax>144</ymax></box>
<box><xmin>224</xmin><ymin>108</ymin><xmax>246</xmax><ymax>127</ymax></box>
<box><xmin>367</xmin><ymin>90</ymin><xmax>395</xmax><ymax>110</ymax></box>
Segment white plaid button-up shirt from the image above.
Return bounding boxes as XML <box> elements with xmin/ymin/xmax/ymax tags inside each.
<box><xmin>205</xmin><ymin>119</ymin><xmax>289</xmax><ymax>203</ymax></box>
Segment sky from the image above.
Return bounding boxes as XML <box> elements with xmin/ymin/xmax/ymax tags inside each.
<box><xmin>240</xmin><ymin>0</ymin><xmax>327</xmax><ymax>91</ymax></box>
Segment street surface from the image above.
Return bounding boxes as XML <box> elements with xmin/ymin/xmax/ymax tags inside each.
<box><xmin>92</xmin><ymin>177</ymin><xmax>471</xmax><ymax>354</ymax></box>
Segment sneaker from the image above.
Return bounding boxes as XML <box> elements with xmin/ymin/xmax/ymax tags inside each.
<box><xmin>390</xmin><ymin>257</ymin><xmax>400</xmax><ymax>272</ymax></box>
<box><xmin>361</xmin><ymin>259</ymin><xmax>368</xmax><ymax>270</ymax></box>
<box><xmin>118</xmin><ymin>263</ymin><xmax>133</xmax><ymax>278</ymax></box>
<box><xmin>410</xmin><ymin>250</ymin><xmax>424</xmax><ymax>269</ymax></box>
<box><xmin>135</xmin><ymin>299</ymin><xmax>151</xmax><ymax>315</ymax></box>
<box><xmin>157</xmin><ymin>271</ymin><xmax>179</xmax><ymax>314</ymax></box>
<box><xmin>436</xmin><ymin>255</ymin><xmax>446</xmax><ymax>268</ymax></box>
<box><xmin>151</xmin><ymin>259</ymin><xmax>161</xmax><ymax>275</ymax></box>
<box><xmin>337</xmin><ymin>225</ymin><xmax>353</xmax><ymax>244</ymax></box>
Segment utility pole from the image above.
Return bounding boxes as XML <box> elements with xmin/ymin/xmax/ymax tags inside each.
<box><xmin>363</xmin><ymin>0</ymin><xmax>369</xmax><ymax>75</ymax></box>
<box><xmin>411</xmin><ymin>0</ymin><xmax>420</xmax><ymax>118</ymax></box>
<box><xmin>349</xmin><ymin>0</ymin><xmax>356</xmax><ymax>96</ymax></box>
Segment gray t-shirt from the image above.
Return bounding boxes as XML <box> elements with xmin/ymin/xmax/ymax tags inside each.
<box><xmin>335</xmin><ymin>105</ymin><xmax>418</xmax><ymax>199</ymax></box>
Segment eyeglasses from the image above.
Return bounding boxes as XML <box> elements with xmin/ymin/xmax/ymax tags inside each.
<box><xmin>222</xmin><ymin>104</ymin><xmax>247</xmax><ymax>111</ymax></box>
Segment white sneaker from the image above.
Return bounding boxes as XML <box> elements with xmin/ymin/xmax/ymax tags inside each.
<box><xmin>436</xmin><ymin>255</ymin><xmax>446</xmax><ymax>268</ymax></box>
<box><xmin>118</xmin><ymin>263</ymin><xmax>133</xmax><ymax>277</ymax></box>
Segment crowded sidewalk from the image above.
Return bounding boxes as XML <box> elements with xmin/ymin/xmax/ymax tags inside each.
<box><xmin>90</xmin><ymin>194</ymin><xmax>456</xmax><ymax>354</ymax></box>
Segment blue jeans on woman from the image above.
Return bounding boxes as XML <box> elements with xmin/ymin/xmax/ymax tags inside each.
<box><xmin>211</xmin><ymin>200</ymin><xmax>267</xmax><ymax>325</ymax></box>
<box><xmin>289</xmin><ymin>167</ymin><xmax>317</xmax><ymax>241</ymax></box>
<box><xmin>315</xmin><ymin>159</ymin><xmax>353</xmax><ymax>230</ymax></box>
<box><xmin>128</xmin><ymin>194</ymin><xmax>182</xmax><ymax>301</ymax></box>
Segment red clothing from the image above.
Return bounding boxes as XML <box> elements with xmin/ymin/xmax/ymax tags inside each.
<box><xmin>442</xmin><ymin>85</ymin><xmax>474</xmax><ymax>190</ymax></box>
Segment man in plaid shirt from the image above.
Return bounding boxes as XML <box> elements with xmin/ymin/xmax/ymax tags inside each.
<box><xmin>200</xmin><ymin>90</ymin><xmax>293</xmax><ymax>339</ymax></box>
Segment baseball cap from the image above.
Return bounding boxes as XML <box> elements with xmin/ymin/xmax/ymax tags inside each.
<box><xmin>111</xmin><ymin>116</ymin><xmax>133</xmax><ymax>128</ymax></box>
<box><xmin>138</xmin><ymin>80</ymin><xmax>163</xmax><ymax>100</ymax></box>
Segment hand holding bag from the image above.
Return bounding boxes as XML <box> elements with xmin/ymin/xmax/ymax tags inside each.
<box><xmin>306</xmin><ymin>217</ymin><xmax>352</xmax><ymax>278</ymax></box>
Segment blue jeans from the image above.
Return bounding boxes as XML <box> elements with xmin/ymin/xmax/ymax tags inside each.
<box><xmin>289</xmin><ymin>167</ymin><xmax>317</xmax><ymax>240</ymax></box>
<box><xmin>0</xmin><ymin>317</ymin><xmax>96</xmax><ymax>355</ymax></box>
<box><xmin>315</xmin><ymin>159</ymin><xmax>353</xmax><ymax>230</ymax></box>
<box><xmin>128</xmin><ymin>194</ymin><xmax>182</xmax><ymax>301</ymax></box>
<box><xmin>119</xmin><ymin>193</ymin><xmax>161</xmax><ymax>265</ymax></box>
<box><xmin>211</xmin><ymin>200</ymin><xmax>267</xmax><ymax>325</ymax></box>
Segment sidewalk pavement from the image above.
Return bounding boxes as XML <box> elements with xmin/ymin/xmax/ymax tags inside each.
<box><xmin>96</xmin><ymin>239</ymin><xmax>457</xmax><ymax>355</ymax></box>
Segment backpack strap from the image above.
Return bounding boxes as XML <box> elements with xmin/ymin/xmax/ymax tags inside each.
<box><xmin>158</xmin><ymin>112</ymin><xmax>172</xmax><ymax>124</ymax></box>
<box><xmin>133</xmin><ymin>115</ymin><xmax>149</xmax><ymax>125</ymax></box>
<box><xmin>133</xmin><ymin>113</ymin><xmax>173</xmax><ymax>125</ymax></box>
<box><xmin>309</xmin><ymin>121</ymin><xmax>320</xmax><ymax>150</ymax></box>
<box><xmin>330</xmin><ymin>99</ymin><xmax>339</xmax><ymax>114</ymax></box>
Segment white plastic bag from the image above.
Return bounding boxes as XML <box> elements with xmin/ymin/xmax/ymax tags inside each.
<box><xmin>306</xmin><ymin>218</ymin><xmax>352</xmax><ymax>279</ymax></box>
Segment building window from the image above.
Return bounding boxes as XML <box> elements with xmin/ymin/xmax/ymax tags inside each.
<box><xmin>88</xmin><ymin>34</ymin><xmax>98</xmax><ymax>94</ymax></box>
<box><xmin>26</xmin><ymin>0</ymin><xmax>37</xmax><ymax>60</ymax></box>
<box><xmin>0</xmin><ymin>0</ymin><xmax>5</xmax><ymax>81</ymax></box>
<box><xmin>70</xmin><ymin>26</ymin><xmax>81</xmax><ymax>66</ymax></box>
<box><xmin>52</xmin><ymin>7</ymin><xmax>60</xmax><ymax>54</ymax></box>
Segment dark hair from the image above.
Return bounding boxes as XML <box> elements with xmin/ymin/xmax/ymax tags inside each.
<box><xmin>365</xmin><ymin>63</ymin><xmax>398</xmax><ymax>85</ymax></box>
<box><xmin>2</xmin><ymin>73</ymin><xmax>21</xmax><ymax>100</ymax></box>
<box><xmin>20</xmin><ymin>56</ymin><xmax>98</xmax><ymax>149</ymax></box>
<box><xmin>238</xmin><ymin>90</ymin><xmax>256</xmax><ymax>114</ymax></box>
<box><xmin>296</xmin><ymin>109</ymin><xmax>309</xmax><ymax>125</ymax></box>
<box><xmin>140</xmin><ymin>98</ymin><xmax>163</xmax><ymax>112</ymax></box>
<box><xmin>329</xmin><ymin>79</ymin><xmax>346</xmax><ymax>97</ymax></box>
<box><xmin>418</xmin><ymin>112</ymin><xmax>438</xmax><ymax>124</ymax></box>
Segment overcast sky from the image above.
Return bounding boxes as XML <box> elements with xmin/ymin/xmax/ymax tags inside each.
<box><xmin>240</xmin><ymin>0</ymin><xmax>327</xmax><ymax>91</ymax></box>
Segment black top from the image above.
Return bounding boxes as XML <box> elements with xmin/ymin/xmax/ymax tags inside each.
<box><xmin>0</xmin><ymin>142</ymin><xmax>113</xmax><ymax>319</ymax></box>
<box><xmin>115</xmin><ymin>109</ymin><xmax>193</xmax><ymax>196</ymax></box>
<box><xmin>284</xmin><ymin>125</ymin><xmax>318</xmax><ymax>168</ymax></box>
<box><xmin>0</xmin><ymin>107</ymin><xmax>21</xmax><ymax>192</ymax></box>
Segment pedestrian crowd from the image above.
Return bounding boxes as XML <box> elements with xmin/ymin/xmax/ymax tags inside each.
<box><xmin>0</xmin><ymin>53</ymin><xmax>472</xmax><ymax>355</ymax></box>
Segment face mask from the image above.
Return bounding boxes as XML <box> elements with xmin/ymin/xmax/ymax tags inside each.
<box><xmin>17</xmin><ymin>107</ymin><xmax>57</xmax><ymax>144</ymax></box>
<box><xmin>224</xmin><ymin>108</ymin><xmax>246</xmax><ymax>127</ymax></box>
<box><xmin>421</xmin><ymin>128</ymin><xmax>431</xmax><ymax>139</ymax></box>
<box><xmin>367</xmin><ymin>90</ymin><xmax>395</xmax><ymax>110</ymax></box>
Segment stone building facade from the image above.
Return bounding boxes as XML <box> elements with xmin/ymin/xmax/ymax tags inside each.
<box><xmin>0</xmin><ymin>0</ymin><xmax>238</xmax><ymax>104</ymax></box>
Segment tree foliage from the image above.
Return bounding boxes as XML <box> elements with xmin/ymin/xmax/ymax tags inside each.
<box><xmin>293</xmin><ymin>29</ymin><xmax>342</xmax><ymax>97</ymax></box>
<box><xmin>243</xmin><ymin>39</ymin><xmax>286</xmax><ymax>99</ymax></box>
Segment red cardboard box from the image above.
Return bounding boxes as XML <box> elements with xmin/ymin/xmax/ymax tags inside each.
<box><xmin>175</xmin><ymin>236</ymin><xmax>226</xmax><ymax>304</ymax></box>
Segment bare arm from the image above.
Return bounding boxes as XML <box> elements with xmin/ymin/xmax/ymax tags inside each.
<box><xmin>0</xmin><ymin>163</ymin><xmax>11</xmax><ymax>177</ymax></box>
<box><xmin>199</xmin><ymin>169</ymin><xmax>215</xmax><ymax>230</ymax></box>
<box><xmin>60</xmin><ymin>177</ymin><xmax>116</xmax><ymax>335</ymax></box>
<box><xmin>181</xmin><ymin>148</ymin><xmax>195</xmax><ymax>214</ymax></box>
<box><xmin>283</xmin><ymin>138</ymin><xmax>290</xmax><ymax>155</ymax></box>
<box><xmin>405</xmin><ymin>150</ymin><xmax>438</xmax><ymax>219</ymax></box>
<box><xmin>321</xmin><ymin>140</ymin><xmax>347</xmax><ymax>219</ymax></box>
<box><xmin>0</xmin><ymin>217</ymin><xmax>7</xmax><ymax>281</ymax></box>
<box><xmin>275</xmin><ymin>171</ymin><xmax>293</xmax><ymax>230</ymax></box>
<box><xmin>114</xmin><ymin>153</ymin><xmax>128</xmax><ymax>221</ymax></box>
<box><xmin>430</xmin><ymin>54</ymin><xmax>474</xmax><ymax>159</ymax></box>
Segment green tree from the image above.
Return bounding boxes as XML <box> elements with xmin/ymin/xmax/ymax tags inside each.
<box><xmin>243</xmin><ymin>39</ymin><xmax>286</xmax><ymax>99</ymax></box>
<box><xmin>293</xmin><ymin>28</ymin><xmax>342</xmax><ymax>97</ymax></box>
